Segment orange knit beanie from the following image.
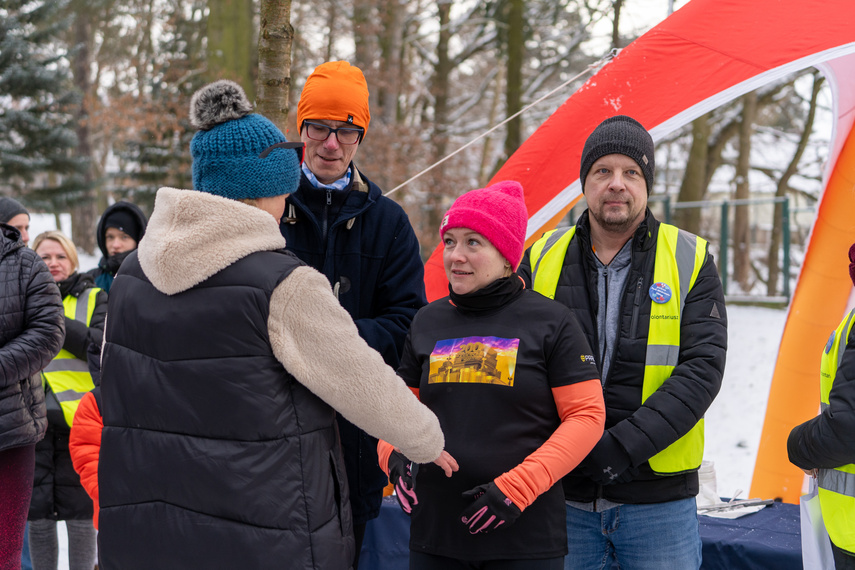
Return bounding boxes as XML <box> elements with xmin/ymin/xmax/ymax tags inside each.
<box><xmin>297</xmin><ymin>61</ymin><xmax>371</xmax><ymax>139</ymax></box>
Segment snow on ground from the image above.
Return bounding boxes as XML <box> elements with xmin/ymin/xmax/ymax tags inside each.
<box><xmin>705</xmin><ymin>305</ymin><xmax>788</xmax><ymax>499</ymax></box>
<box><xmin>53</xmin><ymin>303</ymin><xmax>791</xmax><ymax>568</ymax></box>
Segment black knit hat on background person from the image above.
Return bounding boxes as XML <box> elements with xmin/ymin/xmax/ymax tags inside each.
<box><xmin>579</xmin><ymin>115</ymin><xmax>655</xmax><ymax>194</ymax></box>
<box><xmin>0</xmin><ymin>196</ymin><xmax>29</xmax><ymax>224</ymax></box>
<box><xmin>103</xmin><ymin>208</ymin><xmax>144</xmax><ymax>243</ymax></box>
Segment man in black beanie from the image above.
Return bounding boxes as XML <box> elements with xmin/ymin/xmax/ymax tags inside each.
<box><xmin>85</xmin><ymin>202</ymin><xmax>147</xmax><ymax>293</ymax></box>
<box><xmin>0</xmin><ymin>197</ymin><xmax>31</xmax><ymax>245</ymax></box>
<box><xmin>518</xmin><ymin>115</ymin><xmax>727</xmax><ymax>570</ymax></box>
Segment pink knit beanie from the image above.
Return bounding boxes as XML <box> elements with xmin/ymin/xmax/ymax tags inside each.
<box><xmin>438</xmin><ymin>180</ymin><xmax>528</xmax><ymax>270</ymax></box>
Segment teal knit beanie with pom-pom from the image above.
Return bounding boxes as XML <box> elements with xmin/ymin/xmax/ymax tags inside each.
<box><xmin>189</xmin><ymin>80</ymin><xmax>301</xmax><ymax>200</ymax></box>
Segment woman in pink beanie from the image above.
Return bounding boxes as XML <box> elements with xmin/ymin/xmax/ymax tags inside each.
<box><xmin>378</xmin><ymin>181</ymin><xmax>606</xmax><ymax>569</ymax></box>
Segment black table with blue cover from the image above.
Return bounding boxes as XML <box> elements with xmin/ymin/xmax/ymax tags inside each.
<box><xmin>359</xmin><ymin>497</ymin><xmax>802</xmax><ymax>570</ymax></box>
<box><xmin>698</xmin><ymin>501</ymin><xmax>801</xmax><ymax>570</ymax></box>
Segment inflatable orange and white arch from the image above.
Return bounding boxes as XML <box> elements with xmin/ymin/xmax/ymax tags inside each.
<box><xmin>422</xmin><ymin>0</ymin><xmax>855</xmax><ymax>503</ymax></box>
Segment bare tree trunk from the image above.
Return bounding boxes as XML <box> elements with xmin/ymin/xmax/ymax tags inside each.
<box><xmin>479</xmin><ymin>66</ymin><xmax>505</xmax><ymax>187</ymax></box>
<box><xmin>257</xmin><ymin>0</ymin><xmax>294</xmax><ymax>131</ymax></box>
<box><xmin>612</xmin><ymin>0</ymin><xmax>624</xmax><ymax>49</ymax></box>
<box><xmin>767</xmin><ymin>73</ymin><xmax>823</xmax><ymax>296</ymax></box>
<box><xmin>207</xmin><ymin>0</ymin><xmax>255</xmax><ymax>99</ymax></box>
<box><xmin>426</xmin><ymin>0</ymin><xmax>453</xmax><ymax>234</ymax></box>
<box><xmin>70</xmin><ymin>8</ymin><xmax>97</xmax><ymax>254</ymax></box>
<box><xmin>674</xmin><ymin>114</ymin><xmax>710</xmax><ymax>236</ymax></box>
<box><xmin>733</xmin><ymin>91</ymin><xmax>756</xmax><ymax>291</ymax></box>
<box><xmin>503</xmin><ymin>0</ymin><xmax>524</xmax><ymax>161</ymax></box>
<box><xmin>377</xmin><ymin>0</ymin><xmax>404</xmax><ymax>125</ymax></box>
<box><xmin>325</xmin><ymin>0</ymin><xmax>335</xmax><ymax>62</ymax></box>
<box><xmin>136</xmin><ymin>0</ymin><xmax>156</xmax><ymax>90</ymax></box>
<box><xmin>352</xmin><ymin>0</ymin><xmax>376</xmax><ymax>78</ymax></box>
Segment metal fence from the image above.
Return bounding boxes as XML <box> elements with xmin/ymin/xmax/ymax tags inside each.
<box><xmin>565</xmin><ymin>195</ymin><xmax>812</xmax><ymax>305</ymax></box>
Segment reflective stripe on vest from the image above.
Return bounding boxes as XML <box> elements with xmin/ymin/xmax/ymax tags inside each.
<box><xmin>643</xmin><ymin>224</ymin><xmax>707</xmax><ymax>474</ymax></box>
<box><xmin>42</xmin><ymin>287</ymin><xmax>99</xmax><ymax>427</ymax></box>
<box><xmin>817</xmin><ymin>309</ymin><xmax>855</xmax><ymax>553</ymax></box>
<box><xmin>530</xmin><ymin>223</ymin><xmax>708</xmax><ymax>475</ymax></box>
<box><xmin>530</xmin><ymin>227</ymin><xmax>575</xmax><ymax>299</ymax></box>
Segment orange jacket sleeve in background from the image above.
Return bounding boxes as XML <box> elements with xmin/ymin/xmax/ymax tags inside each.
<box><xmin>495</xmin><ymin>379</ymin><xmax>605</xmax><ymax>511</ymax></box>
<box><xmin>69</xmin><ymin>390</ymin><xmax>103</xmax><ymax>530</ymax></box>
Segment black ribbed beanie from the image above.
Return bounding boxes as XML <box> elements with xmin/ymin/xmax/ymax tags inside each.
<box><xmin>580</xmin><ymin>115</ymin><xmax>655</xmax><ymax>194</ymax></box>
<box><xmin>0</xmin><ymin>197</ymin><xmax>29</xmax><ymax>223</ymax></box>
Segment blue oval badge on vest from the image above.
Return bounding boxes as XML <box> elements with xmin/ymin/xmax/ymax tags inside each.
<box><xmin>825</xmin><ymin>331</ymin><xmax>836</xmax><ymax>354</ymax></box>
<box><xmin>649</xmin><ymin>282</ymin><xmax>672</xmax><ymax>304</ymax></box>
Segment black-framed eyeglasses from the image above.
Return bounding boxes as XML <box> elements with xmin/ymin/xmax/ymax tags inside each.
<box><xmin>258</xmin><ymin>141</ymin><xmax>305</xmax><ymax>164</ymax></box>
<box><xmin>302</xmin><ymin>121</ymin><xmax>364</xmax><ymax>145</ymax></box>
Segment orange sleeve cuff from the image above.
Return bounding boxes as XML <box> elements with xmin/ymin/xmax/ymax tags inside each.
<box><xmin>69</xmin><ymin>391</ymin><xmax>103</xmax><ymax>529</ymax></box>
<box><xmin>495</xmin><ymin>379</ymin><xmax>604</xmax><ymax>510</ymax></box>
<box><xmin>377</xmin><ymin>440</ymin><xmax>394</xmax><ymax>476</ymax></box>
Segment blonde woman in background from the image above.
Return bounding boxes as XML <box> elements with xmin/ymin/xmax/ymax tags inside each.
<box><xmin>28</xmin><ymin>231</ymin><xmax>106</xmax><ymax>570</ymax></box>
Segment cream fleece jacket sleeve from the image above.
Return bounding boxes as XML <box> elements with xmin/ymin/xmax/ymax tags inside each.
<box><xmin>268</xmin><ymin>266</ymin><xmax>444</xmax><ymax>464</ymax></box>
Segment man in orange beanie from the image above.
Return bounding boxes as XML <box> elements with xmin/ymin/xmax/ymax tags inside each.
<box><xmin>281</xmin><ymin>61</ymin><xmax>427</xmax><ymax>568</ymax></box>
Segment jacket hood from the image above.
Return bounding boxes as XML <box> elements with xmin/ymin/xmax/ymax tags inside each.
<box><xmin>138</xmin><ymin>187</ymin><xmax>286</xmax><ymax>295</ymax></box>
<box><xmin>0</xmin><ymin>222</ymin><xmax>24</xmax><ymax>257</ymax></box>
<box><xmin>96</xmin><ymin>201</ymin><xmax>149</xmax><ymax>258</ymax></box>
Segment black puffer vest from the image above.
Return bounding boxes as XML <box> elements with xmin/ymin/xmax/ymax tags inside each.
<box><xmin>99</xmin><ymin>249</ymin><xmax>354</xmax><ymax>569</ymax></box>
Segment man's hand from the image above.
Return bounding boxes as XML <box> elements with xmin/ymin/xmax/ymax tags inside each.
<box><xmin>577</xmin><ymin>432</ymin><xmax>633</xmax><ymax>485</ymax></box>
<box><xmin>460</xmin><ymin>482</ymin><xmax>521</xmax><ymax>534</ymax></box>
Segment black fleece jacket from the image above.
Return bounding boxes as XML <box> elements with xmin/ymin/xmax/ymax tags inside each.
<box><xmin>788</xmin><ymin>321</ymin><xmax>855</xmax><ymax>471</ymax></box>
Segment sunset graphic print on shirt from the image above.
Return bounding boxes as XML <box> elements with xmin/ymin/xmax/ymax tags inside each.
<box><xmin>428</xmin><ymin>336</ymin><xmax>520</xmax><ymax>386</ymax></box>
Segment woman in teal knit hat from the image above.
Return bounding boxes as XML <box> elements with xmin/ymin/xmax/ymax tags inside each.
<box><xmin>72</xmin><ymin>79</ymin><xmax>451</xmax><ymax>569</ymax></box>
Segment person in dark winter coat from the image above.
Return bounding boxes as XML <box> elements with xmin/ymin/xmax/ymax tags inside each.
<box><xmin>379</xmin><ymin>181</ymin><xmax>605</xmax><ymax>570</ymax></box>
<box><xmin>518</xmin><ymin>116</ymin><xmax>727</xmax><ymax>570</ymax></box>
<box><xmin>788</xmin><ymin>241</ymin><xmax>855</xmax><ymax>569</ymax></box>
<box><xmin>0</xmin><ymin>197</ymin><xmax>36</xmax><ymax>570</ymax></box>
<box><xmin>281</xmin><ymin>60</ymin><xmax>428</xmax><ymax>567</ymax></box>
<box><xmin>0</xmin><ymin>196</ymin><xmax>32</xmax><ymax>245</ymax></box>
<box><xmin>28</xmin><ymin>231</ymin><xmax>106</xmax><ymax>570</ymax></box>
<box><xmin>0</xmin><ymin>223</ymin><xmax>64</xmax><ymax>570</ymax></box>
<box><xmin>85</xmin><ymin>201</ymin><xmax>147</xmax><ymax>293</ymax></box>
<box><xmin>95</xmin><ymin>80</ymin><xmax>448</xmax><ymax>570</ymax></box>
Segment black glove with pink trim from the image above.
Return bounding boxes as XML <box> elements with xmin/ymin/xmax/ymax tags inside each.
<box><xmin>460</xmin><ymin>482</ymin><xmax>521</xmax><ymax>534</ymax></box>
<box><xmin>388</xmin><ymin>450</ymin><xmax>419</xmax><ymax>515</ymax></box>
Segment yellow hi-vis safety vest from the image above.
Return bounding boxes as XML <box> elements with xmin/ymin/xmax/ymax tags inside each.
<box><xmin>817</xmin><ymin>308</ymin><xmax>855</xmax><ymax>554</ymax></box>
<box><xmin>530</xmin><ymin>223</ymin><xmax>708</xmax><ymax>474</ymax></box>
<box><xmin>42</xmin><ymin>288</ymin><xmax>99</xmax><ymax>427</ymax></box>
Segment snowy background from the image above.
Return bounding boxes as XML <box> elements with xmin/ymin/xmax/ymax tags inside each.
<box><xmin>50</xmin><ymin>302</ymin><xmax>798</xmax><ymax>568</ymax></box>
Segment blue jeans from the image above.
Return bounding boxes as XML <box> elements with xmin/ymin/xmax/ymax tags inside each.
<box><xmin>564</xmin><ymin>497</ymin><xmax>701</xmax><ymax>570</ymax></box>
<box><xmin>21</xmin><ymin>521</ymin><xmax>32</xmax><ymax>570</ymax></box>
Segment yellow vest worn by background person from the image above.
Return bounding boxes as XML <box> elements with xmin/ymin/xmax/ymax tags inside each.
<box><xmin>41</xmin><ymin>288</ymin><xmax>99</xmax><ymax>427</ymax></box>
<box><xmin>817</xmin><ymin>308</ymin><xmax>855</xmax><ymax>554</ymax></box>
<box><xmin>530</xmin><ymin>223</ymin><xmax>707</xmax><ymax>474</ymax></box>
